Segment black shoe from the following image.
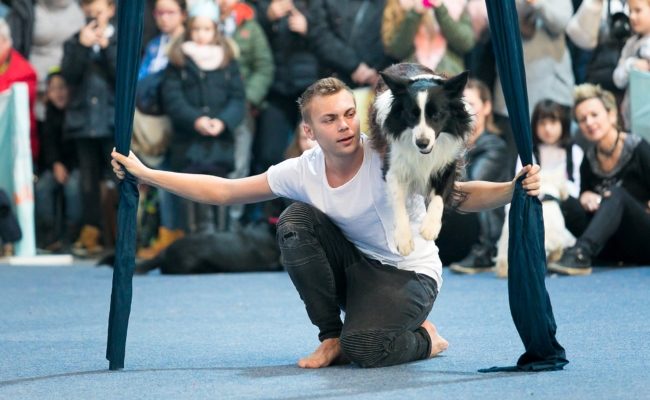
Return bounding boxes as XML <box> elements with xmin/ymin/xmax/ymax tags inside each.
<box><xmin>449</xmin><ymin>246</ymin><xmax>495</xmax><ymax>274</ymax></box>
<box><xmin>547</xmin><ymin>246</ymin><xmax>592</xmax><ymax>276</ymax></box>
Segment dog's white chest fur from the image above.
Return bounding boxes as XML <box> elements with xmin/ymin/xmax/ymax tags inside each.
<box><xmin>388</xmin><ymin>131</ymin><xmax>464</xmax><ymax>195</ymax></box>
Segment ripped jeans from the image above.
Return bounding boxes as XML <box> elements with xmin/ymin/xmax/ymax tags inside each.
<box><xmin>277</xmin><ymin>202</ymin><xmax>438</xmax><ymax>368</ymax></box>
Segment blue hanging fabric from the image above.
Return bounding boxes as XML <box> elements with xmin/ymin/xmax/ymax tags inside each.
<box><xmin>480</xmin><ymin>0</ymin><xmax>569</xmax><ymax>372</ymax></box>
<box><xmin>106</xmin><ymin>0</ymin><xmax>144</xmax><ymax>371</ymax></box>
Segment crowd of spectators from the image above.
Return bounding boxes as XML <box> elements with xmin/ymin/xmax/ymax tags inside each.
<box><xmin>0</xmin><ymin>0</ymin><xmax>648</xmax><ymax>276</ymax></box>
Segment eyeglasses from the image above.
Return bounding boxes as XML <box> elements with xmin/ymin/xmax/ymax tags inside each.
<box><xmin>153</xmin><ymin>10</ymin><xmax>181</xmax><ymax>17</ymax></box>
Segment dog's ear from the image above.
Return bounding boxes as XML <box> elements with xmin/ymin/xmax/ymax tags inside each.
<box><xmin>380</xmin><ymin>70</ymin><xmax>409</xmax><ymax>96</ymax></box>
<box><xmin>443</xmin><ymin>71</ymin><xmax>469</xmax><ymax>98</ymax></box>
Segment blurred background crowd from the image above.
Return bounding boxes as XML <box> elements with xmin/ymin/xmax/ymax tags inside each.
<box><xmin>0</xmin><ymin>0</ymin><xmax>648</xmax><ymax>277</ymax></box>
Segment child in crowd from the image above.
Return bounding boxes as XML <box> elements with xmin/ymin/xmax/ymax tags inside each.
<box><xmin>218</xmin><ymin>0</ymin><xmax>274</xmax><ymax>229</ymax></box>
<box><xmin>613</xmin><ymin>0</ymin><xmax>650</xmax><ymax>130</ymax></box>
<box><xmin>530</xmin><ymin>99</ymin><xmax>585</xmax><ymax>235</ymax></box>
<box><xmin>494</xmin><ymin>99</ymin><xmax>585</xmax><ymax>277</ymax></box>
<box><xmin>134</xmin><ymin>0</ymin><xmax>187</xmax><ymax>260</ymax></box>
<box><xmin>34</xmin><ymin>69</ymin><xmax>81</xmax><ymax>252</ymax></box>
<box><xmin>161</xmin><ymin>0</ymin><xmax>245</xmax><ymax>233</ymax></box>
<box><xmin>60</xmin><ymin>0</ymin><xmax>117</xmax><ymax>257</ymax></box>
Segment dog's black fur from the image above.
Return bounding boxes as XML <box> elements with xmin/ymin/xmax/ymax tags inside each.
<box><xmin>98</xmin><ymin>222</ymin><xmax>281</xmax><ymax>274</ymax></box>
<box><xmin>369</xmin><ymin>63</ymin><xmax>472</xmax><ymax>207</ymax></box>
<box><xmin>368</xmin><ymin>63</ymin><xmax>473</xmax><ymax>255</ymax></box>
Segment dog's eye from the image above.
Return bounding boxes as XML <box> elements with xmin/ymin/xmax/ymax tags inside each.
<box><xmin>425</xmin><ymin>105</ymin><xmax>438</xmax><ymax>119</ymax></box>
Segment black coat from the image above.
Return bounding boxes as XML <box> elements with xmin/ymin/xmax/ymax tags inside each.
<box><xmin>255</xmin><ymin>0</ymin><xmax>320</xmax><ymax>97</ymax></box>
<box><xmin>60</xmin><ymin>31</ymin><xmax>117</xmax><ymax>140</ymax></box>
<box><xmin>161</xmin><ymin>58</ymin><xmax>246</xmax><ymax>141</ymax></box>
<box><xmin>39</xmin><ymin>103</ymin><xmax>78</xmax><ymax>171</ymax></box>
<box><xmin>308</xmin><ymin>0</ymin><xmax>394</xmax><ymax>87</ymax></box>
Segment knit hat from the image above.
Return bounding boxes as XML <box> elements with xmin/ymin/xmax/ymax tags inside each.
<box><xmin>189</xmin><ymin>1</ymin><xmax>220</xmax><ymax>23</ymax></box>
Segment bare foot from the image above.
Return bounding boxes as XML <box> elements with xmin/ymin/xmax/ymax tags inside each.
<box><xmin>421</xmin><ymin>320</ymin><xmax>449</xmax><ymax>357</ymax></box>
<box><xmin>298</xmin><ymin>338</ymin><xmax>347</xmax><ymax>369</ymax></box>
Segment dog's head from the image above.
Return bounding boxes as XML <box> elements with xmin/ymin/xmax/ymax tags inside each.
<box><xmin>374</xmin><ymin>64</ymin><xmax>470</xmax><ymax>154</ymax></box>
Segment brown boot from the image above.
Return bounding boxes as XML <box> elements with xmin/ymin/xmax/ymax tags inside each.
<box><xmin>2</xmin><ymin>243</ymin><xmax>13</xmax><ymax>257</ymax></box>
<box><xmin>72</xmin><ymin>225</ymin><xmax>104</xmax><ymax>257</ymax></box>
<box><xmin>137</xmin><ymin>227</ymin><xmax>184</xmax><ymax>260</ymax></box>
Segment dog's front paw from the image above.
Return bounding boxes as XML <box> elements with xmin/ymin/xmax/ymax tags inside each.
<box><xmin>395</xmin><ymin>229</ymin><xmax>414</xmax><ymax>256</ymax></box>
<box><xmin>419</xmin><ymin>218</ymin><xmax>442</xmax><ymax>241</ymax></box>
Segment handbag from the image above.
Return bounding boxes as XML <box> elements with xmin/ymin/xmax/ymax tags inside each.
<box><xmin>131</xmin><ymin>108</ymin><xmax>173</xmax><ymax>167</ymax></box>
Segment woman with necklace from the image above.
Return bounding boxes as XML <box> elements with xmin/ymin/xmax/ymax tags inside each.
<box><xmin>548</xmin><ymin>84</ymin><xmax>650</xmax><ymax>276</ymax></box>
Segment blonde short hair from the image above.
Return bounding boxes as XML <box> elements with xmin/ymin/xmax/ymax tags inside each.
<box><xmin>297</xmin><ymin>77</ymin><xmax>354</xmax><ymax>124</ymax></box>
<box><xmin>573</xmin><ymin>83</ymin><xmax>618</xmax><ymax>116</ymax></box>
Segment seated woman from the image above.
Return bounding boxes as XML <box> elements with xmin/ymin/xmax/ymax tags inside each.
<box><xmin>548</xmin><ymin>83</ymin><xmax>650</xmax><ymax>276</ymax></box>
<box><xmin>437</xmin><ymin>79</ymin><xmax>509</xmax><ymax>273</ymax></box>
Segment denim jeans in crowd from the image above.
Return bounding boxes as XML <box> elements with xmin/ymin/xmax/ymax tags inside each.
<box><xmin>35</xmin><ymin>169</ymin><xmax>81</xmax><ymax>227</ymax></box>
<box><xmin>276</xmin><ymin>202</ymin><xmax>438</xmax><ymax>368</ymax></box>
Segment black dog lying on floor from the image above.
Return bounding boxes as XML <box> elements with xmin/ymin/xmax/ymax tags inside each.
<box><xmin>99</xmin><ymin>221</ymin><xmax>282</xmax><ymax>274</ymax></box>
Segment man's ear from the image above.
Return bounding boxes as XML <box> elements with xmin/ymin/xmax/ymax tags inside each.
<box><xmin>380</xmin><ymin>70</ymin><xmax>409</xmax><ymax>96</ymax></box>
<box><xmin>444</xmin><ymin>71</ymin><xmax>469</xmax><ymax>98</ymax></box>
<box><xmin>303</xmin><ymin>122</ymin><xmax>315</xmax><ymax>141</ymax></box>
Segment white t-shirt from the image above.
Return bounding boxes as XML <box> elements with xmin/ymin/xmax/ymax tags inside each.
<box><xmin>267</xmin><ymin>136</ymin><xmax>443</xmax><ymax>289</ymax></box>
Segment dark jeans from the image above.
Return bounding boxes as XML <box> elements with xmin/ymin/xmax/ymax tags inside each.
<box><xmin>34</xmin><ymin>169</ymin><xmax>81</xmax><ymax>226</ymax></box>
<box><xmin>277</xmin><ymin>202</ymin><xmax>438</xmax><ymax>368</ymax></box>
<box><xmin>578</xmin><ymin>186</ymin><xmax>650</xmax><ymax>264</ymax></box>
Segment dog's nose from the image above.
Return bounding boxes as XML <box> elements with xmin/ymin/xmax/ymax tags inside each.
<box><xmin>416</xmin><ymin>138</ymin><xmax>430</xmax><ymax>149</ymax></box>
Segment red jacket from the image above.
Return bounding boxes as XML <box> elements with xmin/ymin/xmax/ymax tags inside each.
<box><xmin>0</xmin><ymin>49</ymin><xmax>38</xmax><ymax>162</ymax></box>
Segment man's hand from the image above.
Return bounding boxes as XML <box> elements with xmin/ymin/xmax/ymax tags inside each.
<box><xmin>514</xmin><ymin>164</ymin><xmax>541</xmax><ymax>197</ymax></box>
<box><xmin>52</xmin><ymin>162</ymin><xmax>69</xmax><ymax>184</ymax></box>
<box><xmin>111</xmin><ymin>150</ymin><xmax>149</xmax><ymax>182</ymax></box>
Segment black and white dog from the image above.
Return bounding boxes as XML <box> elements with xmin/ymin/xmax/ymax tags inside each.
<box><xmin>369</xmin><ymin>63</ymin><xmax>472</xmax><ymax>256</ymax></box>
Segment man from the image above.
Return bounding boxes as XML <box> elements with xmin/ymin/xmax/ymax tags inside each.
<box><xmin>112</xmin><ymin>77</ymin><xmax>541</xmax><ymax>369</ymax></box>
<box><xmin>0</xmin><ymin>17</ymin><xmax>38</xmax><ymax>163</ymax></box>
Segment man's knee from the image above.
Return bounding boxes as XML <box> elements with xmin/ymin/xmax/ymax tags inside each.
<box><xmin>277</xmin><ymin>202</ymin><xmax>317</xmax><ymax>235</ymax></box>
<box><xmin>340</xmin><ymin>331</ymin><xmax>387</xmax><ymax>368</ymax></box>
<box><xmin>277</xmin><ymin>202</ymin><xmax>321</xmax><ymax>266</ymax></box>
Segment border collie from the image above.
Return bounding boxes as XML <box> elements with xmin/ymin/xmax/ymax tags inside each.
<box><xmin>369</xmin><ymin>63</ymin><xmax>472</xmax><ymax>256</ymax></box>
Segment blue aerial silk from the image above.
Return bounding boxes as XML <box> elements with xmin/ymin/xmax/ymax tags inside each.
<box><xmin>106</xmin><ymin>0</ymin><xmax>144</xmax><ymax>370</ymax></box>
<box><xmin>105</xmin><ymin>0</ymin><xmax>567</xmax><ymax>372</ymax></box>
<box><xmin>480</xmin><ymin>1</ymin><xmax>569</xmax><ymax>372</ymax></box>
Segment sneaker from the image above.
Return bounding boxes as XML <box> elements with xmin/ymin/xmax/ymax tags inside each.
<box><xmin>547</xmin><ymin>246</ymin><xmax>592</xmax><ymax>276</ymax></box>
<box><xmin>449</xmin><ymin>246</ymin><xmax>495</xmax><ymax>274</ymax></box>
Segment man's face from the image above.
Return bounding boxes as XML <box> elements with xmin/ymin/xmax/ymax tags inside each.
<box><xmin>303</xmin><ymin>90</ymin><xmax>361</xmax><ymax>159</ymax></box>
